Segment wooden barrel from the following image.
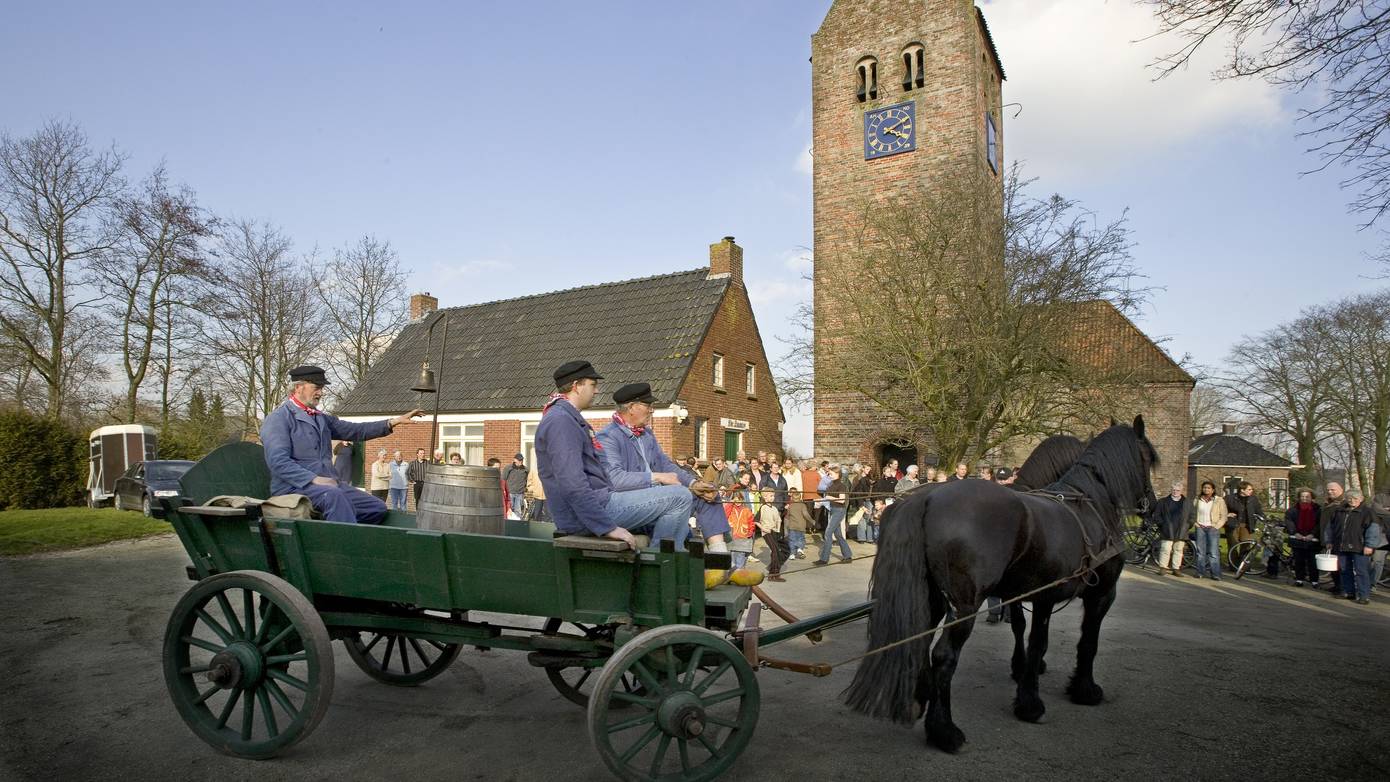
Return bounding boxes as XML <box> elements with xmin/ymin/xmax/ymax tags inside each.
<box><xmin>416</xmin><ymin>464</ymin><xmax>505</xmax><ymax>535</ymax></box>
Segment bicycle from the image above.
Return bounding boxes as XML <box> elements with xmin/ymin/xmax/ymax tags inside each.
<box><xmin>1123</xmin><ymin>516</ymin><xmax>1196</xmax><ymax>571</ymax></box>
<box><xmin>1228</xmin><ymin>515</ymin><xmax>1293</xmax><ymax>580</ymax></box>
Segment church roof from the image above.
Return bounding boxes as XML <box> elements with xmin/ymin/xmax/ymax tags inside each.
<box><xmin>333</xmin><ymin>269</ymin><xmax>730</xmax><ymax>415</ymax></box>
<box><xmin>1188</xmin><ymin>433</ymin><xmax>1296</xmax><ymax>469</ymax></box>
<box><xmin>976</xmin><ymin>6</ymin><xmax>1006</xmax><ymax>80</ymax></box>
<box><xmin>1064</xmin><ymin>301</ymin><xmax>1194</xmax><ymax>385</ymax></box>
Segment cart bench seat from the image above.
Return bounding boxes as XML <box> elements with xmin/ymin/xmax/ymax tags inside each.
<box><xmin>552</xmin><ymin>534</ymin><xmax>651</xmax><ymax>552</ymax></box>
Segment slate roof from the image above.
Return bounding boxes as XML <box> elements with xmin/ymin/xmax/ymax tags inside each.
<box><xmin>334</xmin><ymin>269</ymin><xmax>730</xmax><ymax>415</ymax></box>
<box><xmin>1063</xmin><ymin>301</ymin><xmax>1194</xmax><ymax>385</ymax></box>
<box><xmin>1188</xmin><ymin>433</ymin><xmax>1296</xmax><ymax>468</ymax></box>
<box><xmin>976</xmin><ymin>6</ymin><xmax>1006</xmax><ymax>81</ymax></box>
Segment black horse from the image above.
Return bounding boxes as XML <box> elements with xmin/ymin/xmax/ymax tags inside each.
<box><xmin>843</xmin><ymin>418</ymin><xmax>1158</xmax><ymax>753</ymax></box>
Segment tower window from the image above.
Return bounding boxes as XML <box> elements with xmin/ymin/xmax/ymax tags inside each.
<box><xmin>985</xmin><ymin>112</ymin><xmax>999</xmax><ymax>174</ymax></box>
<box><xmin>901</xmin><ymin>44</ymin><xmax>925</xmax><ymax>91</ymax></box>
<box><xmin>856</xmin><ymin>57</ymin><xmax>878</xmax><ymax>103</ymax></box>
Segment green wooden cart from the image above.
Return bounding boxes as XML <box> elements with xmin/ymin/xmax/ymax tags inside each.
<box><xmin>160</xmin><ymin>443</ymin><xmax>871</xmax><ymax>781</ymax></box>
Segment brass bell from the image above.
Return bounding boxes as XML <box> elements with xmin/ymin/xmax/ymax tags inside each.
<box><xmin>410</xmin><ymin>363</ymin><xmax>438</xmax><ymax>394</ymax></box>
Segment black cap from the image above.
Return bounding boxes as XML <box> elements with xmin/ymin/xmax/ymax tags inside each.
<box><xmin>994</xmin><ymin>467</ymin><xmax>1013</xmax><ymax>481</ymax></box>
<box><xmin>612</xmin><ymin>382</ymin><xmax>657</xmax><ymax>405</ymax></box>
<box><xmin>289</xmin><ymin>365</ymin><xmax>330</xmax><ymax>385</ymax></box>
<box><xmin>514</xmin><ymin>453</ymin><xmax>525</xmax><ymax>460</ymax></box>
<box><xmin>553</xmin><ymin>360</ymin><xmax>602</xmax><ymax>387</ymax></box>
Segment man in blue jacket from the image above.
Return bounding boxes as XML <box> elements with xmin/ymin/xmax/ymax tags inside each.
<box><xmin>596</xmin><ymin>382</ymin><xmax>731</xmax><ymax>549</ymax></box>
<box><xmin>535</xmin><ymin>362</ymin><xmax>728</xmax><ymax>552</ymax></box>
<box><xmin>259</xmin><ymin>365</ymin><xmax>422</xmax><ymax>523</ymax></box>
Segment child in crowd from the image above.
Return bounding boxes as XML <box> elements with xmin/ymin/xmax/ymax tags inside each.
<box><xmin>784</xmin><ymin>488</ymin><xmax>812</xmax><ymax>559</ymax></box>
<box><xmin>757</xmin><ymin>487</ymin><xmax>787</xmax><ymax>581</ymax></box>
<box><xmin>724</xmin><ymin>483</ymin><xmax>756</xmax><ymax>570</ymax></box>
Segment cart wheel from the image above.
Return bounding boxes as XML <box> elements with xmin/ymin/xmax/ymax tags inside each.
<box><xmin>344</xmin><ymin>632</ymin><xmax>461</xmax><ymax>686</ymax></box>
<box><xmin>163</xmin><ymin>570</ymin><xmax>334</xmax><ymax>759</ymax></box>
<box><xmin>541</xmin><ymin>618</ymin><xmax>640</xmax><ymax>709</ymax></box>
<box><xmin>587</xmin><ymin>624</ymin><xmax>758</xmax><ymax>782</ymax></box>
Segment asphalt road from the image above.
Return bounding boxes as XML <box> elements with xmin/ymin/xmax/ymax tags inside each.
<box><xmin>2</xmin><ymin>534</ymin><xmax>1387</xmax><ymax>782</ymax></box>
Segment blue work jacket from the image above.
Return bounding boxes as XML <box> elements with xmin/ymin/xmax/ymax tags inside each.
<box><xmin>595</xmin><ymin>419</ymin><xmax>694</xmax><ymax>492</ymax></box>
<box><xmin>260</xmin><ymin>400</ymin><xmax>390</xmax><ymax>496</ymax></box>
<box><xmin>535</xmin><ymin>399</ymin><xmax>614</xmax><ymax>536</ymax></box>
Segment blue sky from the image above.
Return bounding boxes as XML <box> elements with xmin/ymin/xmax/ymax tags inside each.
<box><xmin>4</xmin><ymin>1</ymin><xmax>1381</xmax><ymax>453</ymax></box>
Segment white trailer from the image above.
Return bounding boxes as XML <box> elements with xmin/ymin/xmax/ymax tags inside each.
<box><xmin>88</xmin><ymin>424</ymin><xmax>157</xmax><ymax>507</ymax></box>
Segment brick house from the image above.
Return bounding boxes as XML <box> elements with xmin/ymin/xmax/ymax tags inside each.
<box><xmin>1187</xmin><ymin>425</ymin><xmax>1301</xmax><ymax>510</ymax></box>
<box><xmin>808</xmin><ymin>0</ymin><xmax>1193</xmax><ymax>486</ymax></box>
<box><xmin>332</xmin><ymin>237</ymin><xmax>785</xmax><ymax>507</ymax></box>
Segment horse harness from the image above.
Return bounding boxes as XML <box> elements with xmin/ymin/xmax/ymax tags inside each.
<box><xmin>1025</xmin><ymin>489</ymin><xmax>1127</xmax><ymax>582</ymax></box>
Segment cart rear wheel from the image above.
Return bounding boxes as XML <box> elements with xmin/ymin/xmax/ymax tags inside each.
<box><xmin>541</xmin><ymin>618</ymin><xmax>642</xmax><ymax>709</ymax></box>
<box><xmin>587</xmin><ymin>624</ymin><xmax>758</xmax><ymax>782</ymax></box>
<box><xmin>344</xmin><ymin>632</ymin><xmax>461</xmax><ymax>686</ymax></box>
<box><xmin>163</xmin><ymin>570</ymin><xmax>334</xmax><ymax>759</ymax></box>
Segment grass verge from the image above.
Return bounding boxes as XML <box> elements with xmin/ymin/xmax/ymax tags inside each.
<box><xmin>0</xmin><ymin>507</ymin><xmax>172</xmax><ymax>556</ymax></box>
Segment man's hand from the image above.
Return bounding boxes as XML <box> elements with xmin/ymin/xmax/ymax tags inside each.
<box><xmin>605</xmin><ymin>526</ymin><xmax>637</xmax><ymax>550</ymax></box>
<box><xmin>690</xmin><ymin>480</ymin><xmax>718</xmax><ymax>503</ymax></box>
<box><xmin>311</xmin><ymin>476</ymin><xmax>338</xmax><ymax>487</ymax></box>
<box><xmin>651</xmin><ymin>472</ymin><xmax>680</xmax><ymax>486</ymax></box>
<box><xmin>390</xmin><ymin>409</ymin><xmax>425</xmax><ymax>429</ymax></box>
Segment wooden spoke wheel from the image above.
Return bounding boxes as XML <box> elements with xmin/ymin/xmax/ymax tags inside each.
<box><xmin>541</xmin><ymin>618</ymin><xmax>641</xmax><ymax>709</ymax></box>
<box><xmin>587</xmin><ymin>624</ymin><xmax>759</xmax><ymax>782</ymax></box>
<box><xmin>162</xmin><ymin>571</ymin><xmax>334</xmax><ymax>759</ymax></box>
<box><xmin>344</xmin><ymin>632</ymin><xmax>461</xmax><ymax>686</ymax></box>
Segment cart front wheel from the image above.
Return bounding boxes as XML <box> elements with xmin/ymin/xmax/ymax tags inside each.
<box><xmin>162</xmin><ymin>570</ymin><xmax>334</xmax><ymax>759</ymax></box>
<box><xmin>587</xmin><ymin>624</ymin><xmax>758</xmax><ymax>782</ymax></box>
<box><xmin>344</xmin><ymin>631</ymin><xmax>461</xmax><ymax>686</ymax></box>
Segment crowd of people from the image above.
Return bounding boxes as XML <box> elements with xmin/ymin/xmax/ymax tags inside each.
<box><xmin>1149</xmin><ymin>479</ymin><xmax>1388</xmax><ymax>605</ymax></box>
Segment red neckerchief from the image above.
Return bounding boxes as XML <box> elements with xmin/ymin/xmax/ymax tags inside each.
<box><xmin>542</xmin><ymin>392</ymin><xmax>565</xmax><ymax>413</ymax></box>
<box><xmin>613</xmin><ymin>412</ymin><xmax>645</xmax><ymax>438</ymax></box>
<box><xmin>288</xmin><ymin>396</ymin><xmax>320</xmax><ymax>416</ymax></box>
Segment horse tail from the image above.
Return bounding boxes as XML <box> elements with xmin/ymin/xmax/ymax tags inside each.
<box><xmin>841</xmin><ymin>492</ymin><xmax>937</xmax><ymax>724</ymax></box>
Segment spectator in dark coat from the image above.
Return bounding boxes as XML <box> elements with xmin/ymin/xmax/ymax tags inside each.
<box><xmin>1283</xmin><ymin>488</ymin><xmax>1321</xmax><ymax>586</ymax></box>
<box><xmin>332</xmin><ymin>441</ymin><xmax>355</xmax><ymax>486</ymax></box>
<box><xmin>1225</xmin><ymin>481</ymin><xmax>1263</xmax><ymax>555</ymax></box>
<box><xmin>1318</xmin><ymin>482</ymin><xmax>1347</xmax><ymax>592</ymax></box>
<box><xmin>759</xmin><ymin>461</ymin><xmax>789</xmax><ymax>515</ymax></box>
<box><xmin>406</xmin><ymin>448</ymin><xmax>429</xmax><ymax>507</ymax></box>
<box><xmin>1153</xmin><ymin>481</ymin><xmax>1192</xmax><ymax>576</ymax></box>
<box><xmin>1331</xmin><ymin>491</ymin><xmax>1376</xmax><ymax>604</ymax></box>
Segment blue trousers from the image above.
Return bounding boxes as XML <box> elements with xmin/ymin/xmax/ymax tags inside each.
<box><xmin>787</xmin><ymin>529</ymin><xmax>806</xmax><ymax>552</ymax></box>
<box><xmin>857</xmin><ymin>503</ymin><xmax>877</xmax><ymax>542</ymax></box>
<box><xmin>605</xmin><ymin>485</ymin><xmax>731</xmax><ymax>549</ymax></box>
<box><xmin>820</xmin><ymin>506</ymin><xmax>852</xmax><ymax>561</ymax></box>
<box><xmin>1338</xmin><ymin>552</ymin><xmax>1371</xmax><ymax>600</ymax></box>
<box><xmin>301</xmin><ymin>482</ymin><xmax>388</xmax><ymax>524</ymax></box>
<box><xmin>388</xmin><ymin>487</ymin><xmax>407</xmax><ymax>510</ymax></box>
<box><xmin>1194</xmin><ymin>526</ymin><xmax>1221</xmax><ymax>577</ymax></box>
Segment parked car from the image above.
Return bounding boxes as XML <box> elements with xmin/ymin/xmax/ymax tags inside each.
<box><xmin>113</xmin><ymin>460</ymin><xmax>195</xmax><ymax>517</ymax></box>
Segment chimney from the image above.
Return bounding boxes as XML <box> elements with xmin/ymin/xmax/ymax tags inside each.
<box><xmin>410</xmin><ymin>292</ymin><xmax>438</xmax><ymax>321</ymax></box>
<box><xmin>1220</xmin><ymin>423</ymin><xmax>1237</xmax><ymax>435</ymax></box>
<box><xmin>708</xmin><ymin>236</ymin><xmax>743</xmax><ymax>285</ymax></box>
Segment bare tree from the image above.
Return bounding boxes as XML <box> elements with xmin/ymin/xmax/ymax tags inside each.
<box><xmin>98</xmin><ymin>165</ymin><xmax>215</xmax><ymax>422</ymax></box>
<box><xmin>794</xmin><ymin>167</ymin><xmax>1149</xmax><ymax>467</ymax></box>
<box><xmin>200</xmin><ymin>220</ymin><xmax>324</xmax><ymax>435</ymax></box>
<box><xmin>0</xmin><ymin>120</ymin><xmax>124</xmax><ymax>416</ymax></box>
<box><xmin>1217</xmin><ymin>321</ymin><xmax>1329</xmax><ymax>471</ymax></box>
<box><xmin>1307</xmin><ymin>290</ymin><xmax>1390</xmax><ymax>493</ymax></box>
<box><xmin>314</xmin><ymin>235</ymin><xmax>407</xmax><ymax>395</ymax></box>
<box><xmin>1189</xmin><ymin>382</ymin><xmax>1230</xmax><ymax>438</ymax></box>
<box><xmin>1144</xmin><ymin>1</ymin><xmax>1390</xmax><ymax>224</ymax></box>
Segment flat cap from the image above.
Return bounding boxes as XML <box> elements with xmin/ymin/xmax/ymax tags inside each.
<box><xmin>289</xmin><ymin>365</ymin><xmax>330</xmax><ymax>385</ymax></box>
<box><xmin>612</xmin><ymin>382</ymin><xmax>657</xmax><ymax>405</ymax></box>
<box><xmin>553</xmin><ymin>360</ymin><xmax>602</xmax><ymax>387</ymax></box>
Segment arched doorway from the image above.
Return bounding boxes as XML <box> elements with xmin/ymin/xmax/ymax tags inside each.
<box><xmin>875</xmin><ymin>442</ymin><xmax>918</xmax><ymax>473</ymax></box>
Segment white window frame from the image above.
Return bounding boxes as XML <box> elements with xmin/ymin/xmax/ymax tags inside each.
<box><xmin>522</xmin><ymin>422</ymin><xmax>541</xmax><ymax>470</ymax></box>
<box><xmin>745</xmin><ymin>363</ymin><xmax>756</xmax><ymax>396</ymax></box>
<box><xmin>712</xmin><ymin>353</ymin><xmax>725</xmax><ymax>388</ymax></box>
<box><xmin>1268</xmin><ymin>478</ymin><xmax>1289</xmax><ymax>509</ymax></box>
<box><xmin>695</xmin><ymin>418</ymin><xmax>708</xmax><ymax>460</ymax></box>
<box><xmin>439</xmin><ymin>423</ymin><xmax>485</xmax><ymax>465</ymax></box>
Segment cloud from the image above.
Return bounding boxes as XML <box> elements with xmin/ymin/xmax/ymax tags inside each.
<box><xmin>795</xmin><ymin>142</ymin><xmax>813</xmax><ymax>176</ymax></box>
<box><xmin>427</xmin><ymin>257</ymin><xmax>510</xmax><ymax>282</ymax></box>
<box><xmin>981</xmin><ymin>0</ymin><xmax>1284</xmax><ymax>179</ymax></box>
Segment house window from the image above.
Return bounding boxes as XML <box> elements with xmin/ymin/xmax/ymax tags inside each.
<box><xmin>1221</xmin><ymin>475</ymin><xmax>1244</xmax><ymax>495</ymax></box>
<box><xmin>522</xmin><ymin>422</ymin><xmax>540</xmax><ymax>470</ymax></box>
<box><xmin>439</xmin><ymin>424</ymin><xmax>485</xmax><ymax>465</ymax></box>
<box><xmin>985</xmin><ymin>112</ymin><xmax>999</xmax><ymax>174</ymax></box>
<box><xmin>745</xmin><ymin>363</ymin><xmax>756</xmax><ymax>396</ymax></box>
<box><xmin>1268</xmin><ymin>478</ymin><xmax>1289</xmax><ymax>509</ymax></box>
<box><xmin>901</xmin><ymin>43</ymin><xmax>924</xmax><ymax>91</ymax></box>
<box><xmin>694</xmin><ymin>418</ymin><xmax>708</xmax><ymax>460</ymax></box>
<box><xmin>856</xmin><ymin>56</ymin><xmax>878</xmax><ymax>103</ymax></box>
<box><xmin>712</xmin><ymin>353</ymin><xmax>725</xmax><ymax>388</ymax></box>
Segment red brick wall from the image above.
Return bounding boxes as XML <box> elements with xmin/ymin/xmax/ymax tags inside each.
<box><xmin>484</xmin><ymin>419</ymin><xmax>521</xmax><ymax>465</ymax></box>
<box><xmin>677</xmin><ymin>284</ymin><xmax>786</xmax><ymax>463</ymax></box>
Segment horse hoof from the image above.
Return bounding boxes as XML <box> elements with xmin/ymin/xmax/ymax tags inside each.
<box><xmin>1067</xmin><ymin>677</ymin><xmax>1104</xmax><ymax>706</ymax></box>
<box><xmin>1013</xmin><ymin>694</ymin><xmax>1046</xmax><ymax>723</ymax></box>
<box><xmin>927</xmin><ymin>722</ymin><xmax>967</xmax><ymax>753</ymax></box>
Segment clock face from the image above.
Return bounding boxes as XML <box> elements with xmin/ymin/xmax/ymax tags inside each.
<box><xmin>864</xmin><ymin>101</ymin><xmax>916</xmax><ymax>160</ymax></box>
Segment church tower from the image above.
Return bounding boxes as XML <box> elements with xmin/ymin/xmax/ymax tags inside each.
<box><xmin>811</xmin><ymin>0</ymin><xmax>1007</xmax><ymax>463</ymax></box>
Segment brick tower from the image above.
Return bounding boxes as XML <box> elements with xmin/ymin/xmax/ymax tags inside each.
<box><xmin>811</xmin><ymin>0</ymin><xmax>1006</xmax><ymax>463</ymax></box>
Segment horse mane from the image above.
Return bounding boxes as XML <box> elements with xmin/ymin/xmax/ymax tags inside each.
<box><xmin>1048</xmin><ymin>423</ymin><xmax>1157</xmax><ymax>510</ymax></box>
<box><xmin>1014</xmin><ymin>435</ymin><xmax>1086</xmax><ymax>491</ymax></box>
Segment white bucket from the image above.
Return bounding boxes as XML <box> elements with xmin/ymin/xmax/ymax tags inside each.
<box><xmin>1315</xmin><ymin>553</ymin><xmax>1339</xmax><ymax>571</ymax></box>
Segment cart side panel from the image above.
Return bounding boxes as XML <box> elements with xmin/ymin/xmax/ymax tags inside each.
<box><xmin>291</xmin><ymin>521</ymin><xmax>448</xmax><ymax>606</ymax></box>
<box><xmin>441</xmin><ymin>534</ymin><xmax>564</xmax><ymax>615</ymax></box>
